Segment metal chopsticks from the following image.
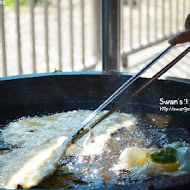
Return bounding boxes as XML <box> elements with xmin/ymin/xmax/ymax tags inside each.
<box><xmin>68</xmin><ymin>45</ymin><xmax>190</xmax><ymax>145</ymax></box>
<box><xmin>82</xmin><ymin>45</ymin><xmax>174</xmax><ymax>127</ymax></box>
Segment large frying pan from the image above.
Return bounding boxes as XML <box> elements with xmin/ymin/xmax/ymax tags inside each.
<box><xmin>0</xmin><ymin>71</ymin><xmax>190</xmax><ymax>189</ymax></box>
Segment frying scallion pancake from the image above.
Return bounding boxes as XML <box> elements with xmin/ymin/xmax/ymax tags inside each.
<box><xmin>0</xmin><ymin>110</ymin><xmax>136</xmax><ymax>189</ymax></box>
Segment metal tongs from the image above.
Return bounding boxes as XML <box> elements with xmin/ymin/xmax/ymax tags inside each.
<box><xmin>61</xmin><ymin>45</ymin><xmax>190</xmax><ymax>156</ymax></box>
<box><xmin>1</xmin><ymin>45</ymin><xmax>188</xmax><ymax>159</ymax></box>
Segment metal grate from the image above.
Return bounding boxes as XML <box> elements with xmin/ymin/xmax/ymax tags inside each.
<box><xmin>121</xmin><ymin>0</ymin><xmax>190</xmax><ymax>66</ymax></box>
<box><xmin>0</xmin><ymin>0</ymin><xmax>101</xmax><ymax>77</ymax></box>
<box><xmin>0</xmin><ymin>0</ymin><xmax>189</xmax><ymax>76</ymax></box>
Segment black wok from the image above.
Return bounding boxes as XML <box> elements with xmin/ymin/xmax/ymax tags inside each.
<box><xmin>0</xmin><ymin>71</ymin><xmax>190</xmax><ymax>190</ymax></box>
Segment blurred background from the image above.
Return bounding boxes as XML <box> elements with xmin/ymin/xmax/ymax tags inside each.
<box><xmin>0</xmin><ymin>0</ymin><xmax>190</xmax><ymax>79</ymax></box>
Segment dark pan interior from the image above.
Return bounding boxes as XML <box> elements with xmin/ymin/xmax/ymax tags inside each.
<box><xmin>0</xmin><ymin>71</ymin><xmax>190</xmax><ymax>189</ymax></box>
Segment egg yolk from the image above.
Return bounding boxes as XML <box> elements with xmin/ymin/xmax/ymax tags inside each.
<box><xmin>119</xmin><ymin>147</ymin><xmax>180</xmax><ymax>173</ymax></box>
<box><xmin>152</xmin><ymin>161</ymin><xmax>180</xmax><ymax>172</ymax></box>
<box><xmin>119</xmin><ymin>147</ymin><xmax>150</xmax><ymax>169</ymax></box>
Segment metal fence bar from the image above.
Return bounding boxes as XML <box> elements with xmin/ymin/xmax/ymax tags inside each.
<box><xmin>162</xmin><ymin>0</ymin><xmax>165</xmax><ymax>36</ymax></box>
<box><xmin>122</xmin><ymin>36</ymin><xmax>171</xmax><ymax>57</ymax></box>
<box><xmin>91</xmin><ymin>0</ymin><xmax>101</xmax><ymax>64</ymax></box>
<box><xmin>138</xmin><ymin>0</ymin><xmax>142</xmax><ymax>44</ymax></box>
<box><xmin>102</xmin><ymin>0</ymin><xmax>121</xmax><ymax>71</ymax></box>
<box><xmin>57</xmin><ymin>0</ymin><xmax>62</xmax><ymax>70</ymax></box>
<box><xmin>176</xmin><ymin>0</ymin><xmax>179</xmax><ymax>31</ymax></box>
<box><xmin>129</xmin><ymin>0</ymin><xmax>133</xmax><ymax>48</ymax></box>
<box><xmin>0</xmin><ymin>4</ymin><xmax>7</xmax><ymax>76</ymax></box>
<box><xmin>154</xmin><ymin>0</ymin><xmax>158</xmax><ymax>39</ymax></box>
<box><xmin>81</xmin><ymin>0</ymin><xmax>85</xmax><ymax>66</ymax></box>
<box><xmin>121</xmin><ymin>0</ymin><xmax>124</xmax><ymax>50</ymax></box>
<box><xmin>69</xmin><ymin>0</ymin><xmax>74</xmax><ymax>70</ymax></box>
<box><xmin>169</xmin><ymin>0</ymin><xmax>172</xmax><ymax>34</ymax></box>
<box><xmin>15</xmin><ymin>0</ymin><xmax>22</xmax><ymax>74</ymax></box>
<box><xmin>29</xmin><ymin>0</ymin><xmax>36</xmax><ymax>73</ymax></box>
<box><xmin>146</xmin><ymin>0</ymin><xmax>150</xmax><ymax>41</ymax></box>
<box><xmin>182</xmin><ymin>0</ymin><xmax>186</xmax><ymax>24</ymax></box>
<box><xmin>44</xmin><ymin>0</ymin><xmax>49</xmax><ymax>72</ymax></box>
